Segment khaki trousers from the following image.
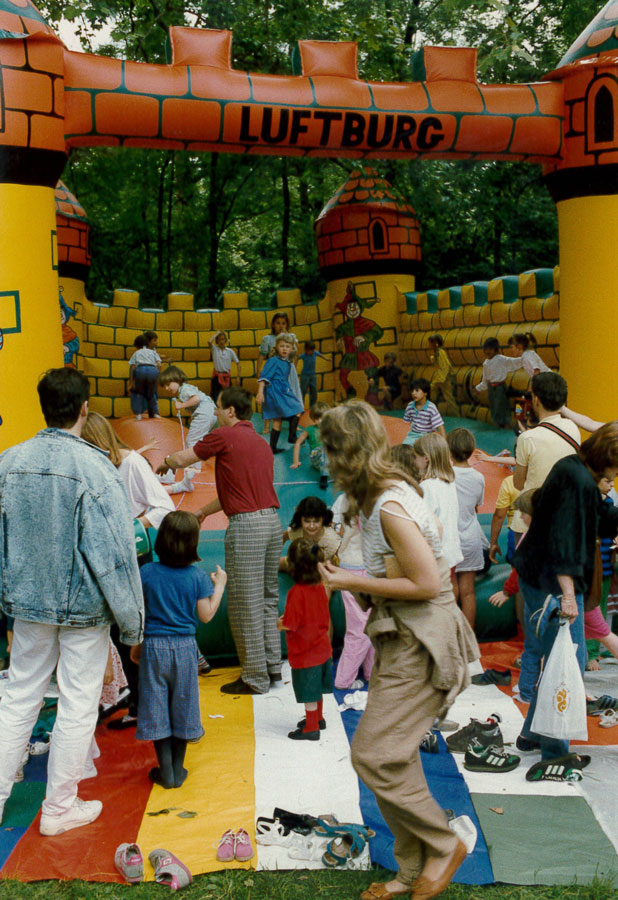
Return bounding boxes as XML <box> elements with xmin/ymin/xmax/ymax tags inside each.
<box><xmin>351</xmin><ymin>625</ymin><xmax>456</xmax><ymax>885</ymax></box>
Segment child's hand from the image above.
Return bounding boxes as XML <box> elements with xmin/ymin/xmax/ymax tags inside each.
<box><xmin>130</xmin><ymin>644</ymin><xmax>142</xmax><ymax>665</ymax></box>
<box><xmin>276</xmin><ymin>615</ymin><xmax>289</xmax><ymax>632</ymax></box>
<box><xmin>318</xmin><ymin>559</ymin><xmax>350</xmax><ymax>591</ymax></box>
<box><xmin>174</xmin><ymin>399</ymin><xmax>182</xmax><ymax>410</ymax></box>
<box><xmin>290</xmin><ymin>461</ymin><xmax>301</xmax><ymax>469</ymax></box>
<box><xmin>211</xmin><ymin>564</ymin><xmax>227</xmax><ymax>588</ymax></box>
<box><xmin>488</xmin><ymin>590</ymin><xmax>508</xmax><ymax>608</ymax></box>
<box><xmin>141</xmin><ymin>438</ymin><xmax>159</xmax><ymax>453</ymax></box>
<box><xmin>489</xmin><ymin>542</ymin><xmax>502</xmax><ymax>564</ymax></box>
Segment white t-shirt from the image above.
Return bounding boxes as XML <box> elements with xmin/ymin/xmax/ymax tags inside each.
<box><xmin>521</xmin><ymin>349</ymin><xmax>550</xmax><ymax>377</ymax></box>
<box><xmin>452</xmin><ymin>466</ymin><xmax>486</xmax><ymax>572</ymax></box>
<box><xmin>420</xmin><ymin>478</ymin><xmax>463</xmax><ymax>569</ymax></box>
<box><xmin>118</xmin><ymin>451</ymin><xmax>175</xmax><ymax>530</ymax></box>
<box><xmin>211</xmin><ymin>343</ymin><xmax>239</xmax><ymax>373</ymax></box>
<box><xmin>129</xmin><ymin>347</ymin><xmax>160</xmax><ymax>367</ymax></box>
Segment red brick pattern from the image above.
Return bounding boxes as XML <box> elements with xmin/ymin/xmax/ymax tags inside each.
<box><xmin>315</xmin><ymin>168</ymin><xmax>421</xmax><ymax>272</ymax></box>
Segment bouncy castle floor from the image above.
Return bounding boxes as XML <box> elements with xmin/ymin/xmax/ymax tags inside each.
<box><xmin>0</xmin><ymin>413</ymin><xmax>616</xmax><ymax>885</ymax></box>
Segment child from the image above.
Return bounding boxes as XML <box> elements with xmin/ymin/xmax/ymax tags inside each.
<box><xmin>368</xmin><ymin>352</ymin><xmax>403</xmax><ymax>410</ymax></box>
<box><xmin>489</xmin><ymin>472</ymin><xmax>520</xmax><ymax>564</ymax></box>
<box><xmin>474</xmin><ymin>337</ymin><xmax>521</xmax><ymax>428</ymax></box>
<box><xmin>258</xmin><ymin>313</ymin><xmax>302</xmax><ymax>434</ymax></box>
<box><xmin>291</xmin><ymin>401</ymin><xmax>330</xmax><ymax>489</ymax></box>
<box><xmin>297</xmin><ymin>340</ymin><xmax>326</xmax><ymax>408</ymax></box>
<box><xmin>209</xmin><ymin>330</ymin><xmax>240</xmax><ymax>403</ymax></box>
<box><xmin>330</xmin><ymin>493</ymin><xmax>374</xmax><ymax>689</ymax></box>
<box><xmin>256</xmin><ymin>333</ymin><xmax>304</xmax><ymax>454</ymax></box>
<box><xmin>447</xmin><ymin>428</ymin><xmax>487</xmax><ymax>628</ymax></box>
<box><xmin>158</xmin><ymin>365</ymin><xmax>217</xmax><ymax>494</ymax></box>
<box><xmin>280</xmin><ymin>495</ymin><xmax>340</xmax><ymax>571</ymax></box>
<box><xmin>409</xmin><ymin>433</ymin><xmax>463</xmax><ymax>572</ymax></box>
<box><xmin>403</xmin><ymin>378</ymin><xmax>446</xmax><ymax>444</ymax></box>
<box><xmin>488</xmin><ymin>490</ymin><xmax>536</xmax><ymax>610</ymax></box>
<box><xmin>128</xmin><ymin>334</ymin><xmax>162</xmax><ymax>420</ymax></box>
<box><xmin>511</xmin><ymin>332</ymin><xmax>550</xmax><ymax>381</ymax></box>
<box><xmin>428</xmin><ymin>334</ymin><xmax>458</xmax><ymax>415</ymax></box>
<box><xmin>131</xmin><ymin>511</ymin><xmax>226</xmax><ymax>788</ymax></box>
<box><xmin>277</xmin><ymin>538</ymin><xmax>333</xmax><ymax>741</ymax></box>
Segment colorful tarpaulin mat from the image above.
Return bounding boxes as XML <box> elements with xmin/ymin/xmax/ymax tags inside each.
<box><xmin>1</xmin><ymin>652</ymin><xmax>616</xmax><ymax>885</ymax></box>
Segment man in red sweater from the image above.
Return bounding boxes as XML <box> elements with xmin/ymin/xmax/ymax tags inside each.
<box><xmin>158</xmin><ymin>387</ymin><xmax>282</xmax><ymax>694</ymax></box>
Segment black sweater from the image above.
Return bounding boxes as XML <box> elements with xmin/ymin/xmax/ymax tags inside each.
<box><xmin>514</xmin><ymin>455</ymin><xmax>618</xmax><ymax>596</ymax></box>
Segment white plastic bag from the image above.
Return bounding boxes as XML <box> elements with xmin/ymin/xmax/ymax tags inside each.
<box><xmin>531</xmin><ymin>621</ymin><xmax>588</xmax><ymax>741</ymax></box>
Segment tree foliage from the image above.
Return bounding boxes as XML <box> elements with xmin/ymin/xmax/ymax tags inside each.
<box><xmin>40</xmin><ymin>0</ymin><xmax>602</xmax><ymax>303</ymax></box>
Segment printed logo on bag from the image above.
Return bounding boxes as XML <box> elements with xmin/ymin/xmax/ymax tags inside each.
<box><xmin>553</xmin><ymin>685</ymin><xmax>569</xmax><ymax>713</ymax></box>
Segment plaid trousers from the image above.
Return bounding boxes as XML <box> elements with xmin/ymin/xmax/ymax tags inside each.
<box><xmin>224</xmin><ymin>508</ymin><xmax>283</xmax><ymax>692</ymax></box>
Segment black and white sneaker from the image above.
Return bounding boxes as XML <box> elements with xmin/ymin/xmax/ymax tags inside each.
<box><xmin>446</xmin><ymin>713</ymin><xmax>503</xmax><ymax>754</ymax></box>
<box><xmin>420</xmin><ymin>731</ymin><xmax>439</xmax><ymax>754</ymax></box>
<box><xmin>525</xmin><ymin>753</ymin><xmax>591</xmax><ymax>783</ymax></box>
<box><xmin>463</xmin><ymin>739</ymin><xmax>520</xmax><ymax>773</ymax></box>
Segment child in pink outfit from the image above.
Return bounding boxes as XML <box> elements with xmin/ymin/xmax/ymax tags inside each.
<box><xmin>331</xmin><ymin>493</ymin><xmax>374</xmax><ymax>688</ymax></box>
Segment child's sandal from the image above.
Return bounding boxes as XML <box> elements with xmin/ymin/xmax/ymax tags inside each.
<box><xmin>314</xmin><ymin>816</ymin><xmax>375</xmax><ymax>840</ymax></box>
<box><xmin>321</xmin><ymin>831</ymin><xmax>366</xmax><ymax>868</ymax></box>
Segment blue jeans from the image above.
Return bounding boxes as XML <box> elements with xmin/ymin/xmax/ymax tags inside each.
<box><xmin>300</xmin><ymin>373</ymin><xmax>317</xmax><ymax>408</ymax></box>
<box><xmin>519</xmin><ymin>580</ymin><xmax>586</xmax><ymax>759</ymax></box>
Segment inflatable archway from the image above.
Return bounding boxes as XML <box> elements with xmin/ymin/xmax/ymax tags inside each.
<box><xmin>1</xmin><ymin>0</ymin><xmax>618</xmax><ymax>447</ymax></box>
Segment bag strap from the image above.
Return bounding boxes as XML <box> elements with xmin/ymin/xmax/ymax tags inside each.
<box><xmin>536</xmin><ymin>421</ymin><xmax>580</xmax><ymax>452</ymax></box>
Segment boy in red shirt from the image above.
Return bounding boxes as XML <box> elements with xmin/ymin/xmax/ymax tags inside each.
<box><xmin>278</xmin><ymin>538</ymin><xmax>333</xmax><ymax>741</ymax></box>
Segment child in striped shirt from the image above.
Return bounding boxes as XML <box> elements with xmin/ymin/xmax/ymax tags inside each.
<box><xmin>403</xmin><ymin>378</ymin><xmax>446</xmax><ymax>445</ymax></box>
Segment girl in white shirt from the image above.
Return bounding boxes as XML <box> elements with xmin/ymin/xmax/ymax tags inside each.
<box><xmin>512</xmin><ymin>332</ymin><xmax>550</xmax><ymax>380</ymax></box>
<box><xmin>409</xmin><ymin>432</ymin><xmax>463</xmax><ymax>573</ymax></box>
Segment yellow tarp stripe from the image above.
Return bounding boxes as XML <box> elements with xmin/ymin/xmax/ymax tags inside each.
<box><xmin>136</xmin><ymin>667</ymin><xmax>257</xmax><ymax>880</ymax></box>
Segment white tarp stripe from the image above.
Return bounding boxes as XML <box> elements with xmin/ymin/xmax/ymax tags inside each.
<box><xmin>252</xmin><ymin>662</ymin><xmax>369</xmax><ymax>871</ymax></box>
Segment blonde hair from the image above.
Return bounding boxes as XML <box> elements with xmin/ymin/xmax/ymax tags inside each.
<box><xmin>275</xmin><ymin>332</ymin><xmax>296</xmax><ymax>349</ymax></box>
<box><xmin>412</xmin><ymin>432</ymin><xmax>454</xmax><ymax>483</ymax></box>
<box><xmin>81</xmin><ymin>411</ymin><xmax>129</xmax><ymax>467</ymax></box>
<box><xmin>319</xmin><ymin>401</ymin><xmax>421</xmax><ymax>518</ymax></box>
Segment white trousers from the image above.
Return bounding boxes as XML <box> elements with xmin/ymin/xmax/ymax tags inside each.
<box><xmin>0</xmin><ymin>619</ymin><xmax>109</xmax><ymax>817</ymax></box>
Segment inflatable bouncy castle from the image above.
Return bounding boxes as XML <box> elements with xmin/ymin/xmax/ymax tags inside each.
<box><xmin>2</xmin><ymin>1</ymin><xmax>618</xmax><ymax>446</ymax></box>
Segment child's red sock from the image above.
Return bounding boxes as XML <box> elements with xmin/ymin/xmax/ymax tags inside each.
<box><xmin>304</xmin><ymin>708</ymin><xmax>320</xmax><ymax>733</ymax></box>
<box><xmin>317</xmin><ymin>699</ymin><xmax>323</xmax><ymax>721</ymax></box>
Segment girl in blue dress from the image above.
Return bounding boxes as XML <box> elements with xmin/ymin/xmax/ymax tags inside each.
<box><xmin>256</xmin><ymin>334</ymin><xmax>304</xmax><ymax>454</ymax></box>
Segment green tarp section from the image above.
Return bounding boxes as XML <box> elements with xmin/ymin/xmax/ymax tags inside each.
<box><xmin>472</xmin><ymin>793</ymin><xmax>618</xmax><ymax>886</ymax></box>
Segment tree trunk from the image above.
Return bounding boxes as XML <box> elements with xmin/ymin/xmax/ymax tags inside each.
<box><xmin>207</xmin><ymin>153</ymin><xmax>220</xmax><ymax>306</ymax></box>
<box><xmin>281</xmin><ymin>157</ymin><xmax>290</xmax><ymax>286</ymax></box>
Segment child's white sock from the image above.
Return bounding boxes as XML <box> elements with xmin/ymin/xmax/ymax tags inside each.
<box><xmin>169</xmin><ymin>469</ymin><xmax>195</xmax><ymax>494</ymax></box>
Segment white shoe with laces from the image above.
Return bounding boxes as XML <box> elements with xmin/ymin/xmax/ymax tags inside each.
<box><xmin>40</xmin><ymin>797</ymin><xmax>103</xmax><ymax>836</ymax></box>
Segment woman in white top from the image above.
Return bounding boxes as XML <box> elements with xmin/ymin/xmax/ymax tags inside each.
<box><xmin>318</xmin><ymin>401</ymin><xmax>476</xmax><ymax>900</ymax></box>
<box><xmin>409</xmin><ymin>432</ymin><xmax>463</xmax><ymax>572</ymax></box>
<box><xmin>82</xmin><ymin>412</ymin><xmax>174</xmax><ymax>531</ymax></box>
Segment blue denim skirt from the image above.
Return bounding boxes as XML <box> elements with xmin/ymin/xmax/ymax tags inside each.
<box><xmin>136</xmin><ymin>634</ymin><xmax>204</xmax><ymax>741</ymax></box>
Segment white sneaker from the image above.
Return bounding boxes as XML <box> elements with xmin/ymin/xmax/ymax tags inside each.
<box><xmin>29</xmin><ymin>739</ymin><xmax>50</xmax><ymax>756</ymax></box>
<box><xmin>14</xmin><ymin>747</ymin><xmax>30</xmax><ymax>783</ymax></box>
<box><xmin>157</xmin><ymin>470</ymin><xmax>175</xmax><ymax>485</ymax></box>
<box><xmin>40</xmin><ymin>797</ymin><xmax>103</xmax><ymax>836</ymax></box>
<box><xmin>136</xmin><ymin>414</ymin><xmax>142</xmax><ymax>421</ymax></box>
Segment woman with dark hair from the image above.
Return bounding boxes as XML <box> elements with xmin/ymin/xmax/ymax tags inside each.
<box><xmin>514</xmin><ymin>421</ymin><xmax>618</xmax><ymax>780</ymax></box>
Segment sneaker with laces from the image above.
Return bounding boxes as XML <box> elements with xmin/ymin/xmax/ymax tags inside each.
<box><xmin>420</xmin><ymin>731</ymin><xmax>439</xmax><ymax>754</ymax></box>
<box><xmin>115</xmin><ymin>842</ymin><xmax>144</xmax><ymax>883</ymax></box>
<box><xmin>40</xmin><ymin>797</ymin><xmax>103</xmax><ymax>836</ymax></box>
<box><xmin>463</xmin><ymin>739</ymin><xmax>520</xmax><ymax>773</ymax></box>
<box><xmin>446</xmin><ymin>713</ymin><xmax>503</xmax><ymax>754</ymax></box>
<box><xmin>216</xmin><ymin>829</ymin><xmax>236</xmax><ymax>862</ymax></box>
<box><xmin>525</xmin><ymin>753</ymin><xmax>591</xmax><ymax>783</ymax></box>
<box><xmin>234</xmin><ymin>828</ymin><xmax>254</xmax><ymax>862</ymax></box>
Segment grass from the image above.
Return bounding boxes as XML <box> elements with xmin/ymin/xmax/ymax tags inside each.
<box><xmin>0</xmin><ymin>870</ymin><xmax>616</xmax><ymax>900</ymax></box>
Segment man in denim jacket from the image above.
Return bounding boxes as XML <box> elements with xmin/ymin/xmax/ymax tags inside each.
<box><xmin>0</xmin><ymin>368</ymin><xmax>143</xmax><ymax>836</ymax></box>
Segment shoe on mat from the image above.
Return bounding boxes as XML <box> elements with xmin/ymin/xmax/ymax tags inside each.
<box><xmin>220</xmin><ymin>677</ymin><xmax>262</xmax><ymax>695</ymax></box>
<box><xmin>270</xmin><ymin>672</ymin><xmax>283</xmax><ymax>685</ymax></box>
<box><xmin>587</xmin><ymin>694</ymin><xmax>618</xmax><ymax>716</ymax></box>
<box><xmin>255</xmin><ymin>818</ymin><xmax>298</xmax><ymax>846</ymax></box>
<box><xmin>197</xmin><ymin>653</ymin><xmax>211</xmax><ymax>675</ymax></box>
<box><xmin>420</xmin><ymin>731</ymin><xmax>439</xmax><ymax>754</ymax></box>
<box><xmin>433</xmin><ymin>717</ymin><xmax>459</xmax><ymax>732</ymax></box>
<box><xmin>446</xmin><ymin>713</ymin><xmax>503</xmax><ymax>754</ymax></box>
<box><xmin>516</xmin><ymin>734</ymin><xmax>541</xmax><ymax>752</ymax></box>
<box><xmin>40</xmin><ymin>797</ymin><xmax>103</xmax><ymax>836</ymax></box>
<box><xmin>599</xmin><ymin>709</ymin><xmax>618</xmax><ymax>728</ymax></box>
<box><xmin>149</xmin><ymin>849</ymin><xmax>193</xmax><ymax>889</ymax></box>
<box><xmin>216</xmin><ymin>829</ymin><xmax>236</xmax><ymax>862</ymax></box>
<box><xmin>115</xmin><ymin>842</ymin><xmax>144</xmax><ymax>883</ymax></box>
<box><xmin>107</xmin><ymin>714</ymin><xmax>137</xmax><ymax>730</ymax></box>
<box><xmin>471</xmin><ymin>668</ymin><xmax>511</xmax><ymax>686</ymax></box>
<box><xmin>28</xmin><ymin>739</ymin><xmax>50</xmax><ymax>756</ymax></box>
<box><xmin>525</xmin><ymin>753</ymin><xmax>591</xmax><ymax>783</ymax></box>
<box><xmin>234</xmin><ymin>828</ymin><xmax>254</xmax><ymax>862</ymax></box>
<box><xmin>272</xmin><ymin>807</ymin><xmax>318</xmax><ymax>835</ymax></box>
<box><xmin>296</xmin><ymin>717</ymin><xmax>326</xmax><ymax>731</ymax></box>
<box><xmin>288</xmin><ymin>726</ymin><xmax>320</xmax><ymax>741</ymax></box>
<box><xmin>463</xmin><ymin>739</ymin><xmax>520</xmax><ymax>773</ymax></box>
<box><xmin>169</xmin><ymin>478</ymin><xmax>194</xmax><ymax>495</ymax></box>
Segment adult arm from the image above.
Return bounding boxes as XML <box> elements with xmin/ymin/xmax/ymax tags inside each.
<box><xmin>196</xmin><ymin>496</ymin><xmax>223</xmax><ymax>524</ymax></box>
<box><xmin>123</xmin><ymin>453</ymin><xmax>175</xmax><ymax>530</ymax></box>
<box><xmin>319</xmin><ymin>502</ymin><xmax>441</xmax><ymax>601</ymax></box>
<box><xmin>560</xmin><ymin>406</ymin><xmax>604</xmax><ymax>433</ymax></box>
<box><xmin>557</xmin><ymin>574</ymin><xmax>578</xmax><ymax>622</ymax></box>
<box><xmin>156</xmin><ymin>447</ymin><xmax>200</xmax><ymax>475</ymax></box>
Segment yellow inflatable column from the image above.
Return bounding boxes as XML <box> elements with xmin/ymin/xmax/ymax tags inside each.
<box><xmin>557</xmin><ymin>197</ymin><xmax>618</xmax><ymax>423</ymax></box>
<box><xmin>0</xmin><ymin>185</ymin><xmax>62</xmax><ymax>450</ymax></box>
